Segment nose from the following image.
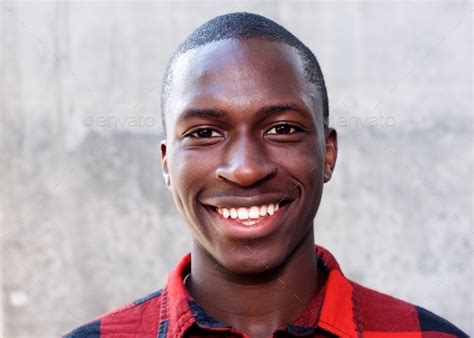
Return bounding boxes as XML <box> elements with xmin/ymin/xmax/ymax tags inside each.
<box><xmin>215</xmin><ymin>135</ymin><xmax>277</xmax><ymax>187</ymax></box>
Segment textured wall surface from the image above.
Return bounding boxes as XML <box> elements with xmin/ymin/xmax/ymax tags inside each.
<box><xmin>1</xmin><ymin>1</ymin><xmax>472</xmax><ymax>336</ymax></box>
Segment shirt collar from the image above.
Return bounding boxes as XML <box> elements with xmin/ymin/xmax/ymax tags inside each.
<box><xmin>162</xmin><ymin>245</ymin><xmax>361</xmax><ymax>337</ymax></box>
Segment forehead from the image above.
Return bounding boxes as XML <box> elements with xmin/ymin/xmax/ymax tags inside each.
<box><xmin>165</xmin><ymin>38</ymin><xmax>321</xmax><ymax>127</ymax></box>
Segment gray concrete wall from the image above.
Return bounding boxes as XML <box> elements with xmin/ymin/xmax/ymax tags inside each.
<box><xmin>1</xmin><ymin>1</ymin><xmax>472</xmax><ymax>336</ymax></box>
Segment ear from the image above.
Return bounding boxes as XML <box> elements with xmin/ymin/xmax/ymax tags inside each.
<box><xmin>323</xmin><ymin>128</ymin><xmax>338</xmax><ymax>183</ymax></box>
<box><xmin>160</xmin><ymin>140</ymin><xmax>171</xmax><ymax>188</ymax></box>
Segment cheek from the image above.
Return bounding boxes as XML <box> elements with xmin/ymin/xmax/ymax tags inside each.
<box><xmin>300</xmin><ymin>146</ymin><xmax>325</xmax><ymax>202</ymax></box>
<box><xmin>167</xmin><ymin>149</ymin><xmax>220</xmax><ymax>246</ymax></box>
<box><xmin>278</xmin><ymin>142</ymin><xmax>325</xmax><ymax>216</ymax></box>
<box><xmin>278</xmin><ymin>141</ymin><xmax>325</xmax><ymax>181</ymax></box>
<box><xmin>168</xmin><ymin>149</ymin><xmax>217</xmax><ymax>209</ymax></box>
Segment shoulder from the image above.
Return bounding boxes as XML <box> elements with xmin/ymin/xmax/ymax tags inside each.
<box><xmin>351</xmin><ymin>281</ymin><xmax>468</xmax><ymax>337</ymax></box>
<box><xmin>62</xmin><ymin>319</ymin><xmax>100</xmax><ymax>338</ymax></box>
<box><xmin>62</xmin><ymin>289</ymin><xmax>164</xmax><ymax>338</ymax></box>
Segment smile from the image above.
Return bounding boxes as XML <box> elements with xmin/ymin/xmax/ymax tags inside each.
<box><xmin>203</xmin><ymin>198</ymin><xmax>292</xmax><ymax>230</ymax></box>
<box><xmin>216</xmin><ymin>203</ymin><xmax>280</xmax><ymax>220</ymax></box>
<box><xmin>199</xmin><ymin>192</ymin><xmax>294</xmax><ymax>236</ymax></box>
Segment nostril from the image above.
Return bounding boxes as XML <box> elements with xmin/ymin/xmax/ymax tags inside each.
<box><xmin>215</xmin><ymin>139</ymin><xmax>277</xmax><ymax>186</ymax></box>
<box><xmin>216</xmin><ymin>163</ymin><xmax>277</xmax><ymax>187</ymax></box>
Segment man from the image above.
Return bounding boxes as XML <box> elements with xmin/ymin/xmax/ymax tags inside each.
<box><xmin>64</xmin><ymin>12</ymin><xmax>467</xmax><ymax>338</ymax></box>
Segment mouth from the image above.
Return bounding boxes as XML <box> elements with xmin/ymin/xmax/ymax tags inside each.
<box><xmin>214</xmin><ymin>201</ymin><xmax>289</xmax><ymax>226</ymax></box>
<box><xmin>201</xmin><ymin>197</ymin><xmax>293</xmax><ymax>237</ymax></box>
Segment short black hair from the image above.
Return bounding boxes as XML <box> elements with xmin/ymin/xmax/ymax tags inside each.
<box><xmin>161</xmin><ymin>12</ymin><xmax>329</xmax><ymax>133</ymax></box>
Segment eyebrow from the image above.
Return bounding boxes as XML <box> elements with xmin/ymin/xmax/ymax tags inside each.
<box><xmin>179</xmin><ymin>108</ymin><xmax>224</xmax><ymax>121</ymax></box>
<box><xmin>179</xmin><ymin>104</ymin><xmax>311</xmax><ymax>122</ymax></box>
<box><xmin>257</xmin><ymin>104</ymin><xmax>311</xmax><ymax>118</ymax></box>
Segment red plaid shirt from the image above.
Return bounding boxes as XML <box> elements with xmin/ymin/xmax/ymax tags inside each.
<box><xmin>64</xmin><ymin>246</ymin><xmax>467</xmax><ymax>337</ymax></box>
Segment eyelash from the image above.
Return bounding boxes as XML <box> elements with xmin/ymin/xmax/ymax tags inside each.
<box><xmin>266</xmin><ymin>123</ymin><xmax>303</xmax><ymax>135</ymax></box>
<box><xmin>185</xmin><ymin>128</ymin><xmax>223</xmax><ymax>138</ymax></box>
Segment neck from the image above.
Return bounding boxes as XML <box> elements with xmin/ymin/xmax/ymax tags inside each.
<box><xmin>187</xmin><ymin>231</ymin><xmax>323</xmax><ymax>338</ymax></box>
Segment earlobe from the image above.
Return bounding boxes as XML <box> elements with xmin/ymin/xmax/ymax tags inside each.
<box><xmin>323</xmin><ymin>128</ymin><xmax>338</xmax><ymax>183</ymax></box>
<box><xmin>323</xmin><ymin>165</ymin><xmax>331</xmax><ymax>182</ymax></box>
<box><xmin>160</xmin><ymin>140</ymin><xmax>171</xmax><ymax>188</ymax></box>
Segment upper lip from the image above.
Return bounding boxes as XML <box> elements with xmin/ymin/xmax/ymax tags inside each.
<box><xmin>200</xmin><ymin>193</ymin><xmax>294</xmax><ymax>208</ymax></box>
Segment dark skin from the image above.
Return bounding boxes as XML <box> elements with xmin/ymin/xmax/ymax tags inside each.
<box><xmin>161</xmin><ymin>38</ymin><xmax>338</xmax><ymax>338</ymax></box>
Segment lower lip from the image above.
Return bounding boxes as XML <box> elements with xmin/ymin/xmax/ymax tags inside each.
<box><xmin>205</xmin><ymin>204</ymin><xmax>290</xmax><ymax>240</ymax></box>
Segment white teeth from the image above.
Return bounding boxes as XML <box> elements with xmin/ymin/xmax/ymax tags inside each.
<box><xmin>238</xmin><ymin>207</ymin><xmax>249</xmax><ymax>219</ymax></box>
<box><xmin>249</xmin><ymin>206</ymin><xmax>260</xmax><ymax>219</ymax></box>
<box><xmin>216</xmin><ymin>203</ymin><xmax>281</xmax><ymax>220</ymax></box>
<box><xmin>267</xmin><ymin>204</ymin><xmax>275</xmax><ymax>216</ymax></box>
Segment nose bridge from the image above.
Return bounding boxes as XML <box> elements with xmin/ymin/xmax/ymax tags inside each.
<box><xmin>233</xmin><ymin>131</ymin><xmax>260</xmax><ymax>165</ymax></box>
<box><xmin>216</xmin><ymin>131</ymin><xmax>275</xmax><ymax>187</ymax></box>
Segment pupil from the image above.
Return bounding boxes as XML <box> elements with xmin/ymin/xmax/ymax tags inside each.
<box><xmin>276</xmin><ymin>124</ymin><xmax>290</xmax><ymax>134</ymax></box>
<box><xmin>198</xmin><ymin>129</ymin><xmax>212</xmax><ymax>137</ymax></box>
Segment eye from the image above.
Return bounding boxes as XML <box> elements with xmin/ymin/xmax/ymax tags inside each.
<box><xmin>266</xmin><ymin>123</ymin><xmax>302</xmax><ymax>135</ymax></box>
<box><xmin>186</xmin><ymin>128</ymin><xmax>223</xmax><ymax>138</ymax></box>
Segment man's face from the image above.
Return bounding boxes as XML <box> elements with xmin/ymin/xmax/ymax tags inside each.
<box><xmin>161</xmin><ymin>38</ymin><xmax>336</xmax><ymax>273</ymax></box>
